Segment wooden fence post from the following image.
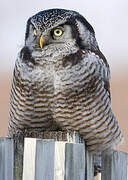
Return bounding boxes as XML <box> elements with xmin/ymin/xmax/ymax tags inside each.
<box><xmin>0</xmin><ymin>131</ymin><xmax>107</xmax><ymax>180</ymax></box>
<box><xmin>0</xmin><ymin>138</ymin><xmax>14</xmax><ymax>180</ymax></box>
<box><xmin>1</xmin><ymin>132</ymin><xmax>128</xmax><ymax>180</ymax></box>
<box><xmin>1</xmin><ymin>135</ymin><xmax>128</xmax><ymax>180</ymax></box>
<box><xmin>23</xmin><ymin>138</ymin><xmax>55</xmax><ymax>180</ymax></box>
<box><xmin>101</xmin><ymin>150</ymin><xmax>128</xmax><ymax>180</ymax></box>
<box><xmin>22</xmin><ymin>137</ymin><xmax>94</xmax><ymax>180</ymax></box>
<box><xmin>22</xmin><ymin>131</ymin><xmax>88</xmax><ymax>180</ymax></box>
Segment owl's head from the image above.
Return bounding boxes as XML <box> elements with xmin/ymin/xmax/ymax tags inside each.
<box><xmin>24</xmin><ymin>9</ymin><xmax>99</xmax><ymax>55</ymax></box>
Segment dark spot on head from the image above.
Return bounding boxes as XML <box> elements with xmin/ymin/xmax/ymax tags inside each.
<box><xmin>20</xmin><ymin>46</ymin><xmax>35</xmax><ymax>64</ymax></box>
<box><xmin>63</xmin><ymin>49</ymin><xmax>86</xmax><ymax>67</ymax></box>
<box><xmin>91</xmin><ymin>49</ymin><xmax>109</xmax><ymax>69</ymax></box>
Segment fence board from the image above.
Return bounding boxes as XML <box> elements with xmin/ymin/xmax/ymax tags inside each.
<box><xmin>54</xmin><ymin>142</ymin><xmax>66</xmax><ymax>180</ymax></box>
<box><xmin>0</xmin><ymin>134</ymin><xmax>128</xmax><ymax>180</ymax></box>
<box><xmin>86</xmin><ymin>151</ymin><xmax>94</xmax><ymax>180</ymax></box>
<box><xmin>22</xmin><ymin>138</ymin><xmax>36</xmax><ymax>180</ymax></box>
<box><xmin>101</xmin><ymin>150</ymin><xmax>127</xmax><ymax>180</ymax></box>
<box><xmin>0</xmin><ymin>138</ymin><xmax>14</xmax><ymax>180</ymax></box>
<box><xmin>65</xmin><ymin>143</ymin><xmax>85</xmax><ymax>180</ymax></box>
<box><xmin>35</xmin><ymin>139</ymin><xmax>55</xmax><ymax>180</ymax></box>
<box><xmin>14</xmin><ymin>134</ymin><xmax>24</xmax><ymax>180</ymax></box>
<box><xmin>23</xmin><ymin>138</ymin><xmax>55</xmax><ymax>180</ymax></box>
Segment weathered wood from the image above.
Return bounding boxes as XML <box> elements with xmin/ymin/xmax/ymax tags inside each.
<box><xmin>65</xmin><ymin>143</ymin><xmax>86</xmax><ymax>180</ymax></box>
<box><xmin>13</xmin><ymin>134</ymin><xmax>24</xmax><ymax>180</ymax></box>
<box><xmin>0</xmin><ymin>138</ymin><xmax>14</xmax><ymax>180</ymax></box>
<box><xmin>101</xmin><ymin>150</ymin><xmax>128</xmax><ymax>180</ymax></box>
<box><xmin>54</xmin><ymin>142</ymin><xmax>66</xmax><ymax>180</ymax></box>
<box><xmin>22</xmin><ymin>131</ymin><xmax>85</xmax><ymax>180</ymax></box>
<box><xmin>21</xmin><ymin>130</ymin><xmax>84</xmax><ymax>143</ymax></box>
<box><xmin>23</xmin><ymin>138</ymin><xmax>55</xmax><ymax>180</ymax></box>
<box><xmin>12</xmin><ymin>130</ymin><xmax>83</xmax><ymax>180</ymax></box>
<box><xmin>0</xmin><ymin>134</ymin><xmax>128</xmax><ymax>180</ymax></box>
<box><xmin>35</xmin><ymin>139</ymin><xmax>55</xmax><ymax>180</ymax></box>
<box><xmin>86</xmin><ymin>151</ymin><xmax>94</xmax><ymax>180</ymax></box>
<box><xmin>22</xmin><ymin>138</ymin><xmax>37</xmax><ymax>180</ymax></box>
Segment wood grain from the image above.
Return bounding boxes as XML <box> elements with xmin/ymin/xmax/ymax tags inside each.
<box><xmin>0</xmin><ymin>138</ymin><xmax>14</xmax><ymax>180</ymax></box>
<box><xmin>101</xmin><ymin>150</ymin><xmax>128</xmax><ymax>180</ymax></box>
<box><xmin>65</xmin><ymin>143</ymin><xmax>85</xmax><ymax>180</ymax></box>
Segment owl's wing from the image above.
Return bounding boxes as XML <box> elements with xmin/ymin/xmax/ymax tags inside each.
<box><xmin>93</xmin><ymin>49</ymin><xmax>111</xmax><ymax>100</ymax></box>
<box><xmin>78</xmin><ymin>50</ymin><xmax>123</xmax><ymax>152</ymax></box>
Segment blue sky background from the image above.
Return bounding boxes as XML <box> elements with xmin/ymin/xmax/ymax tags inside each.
<box><xmin>0</xmin><ymin>0</ymin><xmax>128</xmax><ymax>73</ymax></box>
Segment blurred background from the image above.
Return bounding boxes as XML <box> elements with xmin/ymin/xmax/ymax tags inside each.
<box><xmin>0</xmin><ymin>0</ymin><xmax>128</xmax><ymax>154</ymax></box>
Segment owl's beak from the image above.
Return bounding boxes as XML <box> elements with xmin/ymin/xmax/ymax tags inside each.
<box><xmin>40</xmin><ymin>35</ymin><xmax>44</xmax><ymax>48</ymax></box>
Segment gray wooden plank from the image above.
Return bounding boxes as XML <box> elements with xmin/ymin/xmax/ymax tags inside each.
<box><xmin>86</xmin><ymin>151</ymin><xmax>94</xmax><ymax>180</ymax></box>
<box><xmin>14</xmin><ymin>134</ymin><xmax>24</xmax><ymax>180</ymax></box>
<box><xmin>0</xmin><ymin>138</ymin><xmax>14</xmax><ymax>180</ymax></box>
<box><xmin>101</xmin><ymin>150</ymin><xmax>128</xmax><ymax>180</ymax></box>
<box><xmin>65</xmin><ymin>143</ymin><xmax>85</xmax><ymax>180</ymax></box>
<box><xmin>35</xmin><ymin>139</ymin><xmax>55</xmax><ymax>180</ymax></box>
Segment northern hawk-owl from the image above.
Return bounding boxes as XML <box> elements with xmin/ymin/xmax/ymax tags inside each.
<box><xmin>8</xmin><ymin>9</ymin><xmax>123</xmax><ymax>152</ymax></box>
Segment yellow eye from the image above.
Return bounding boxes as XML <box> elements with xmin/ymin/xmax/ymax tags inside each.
<box><xmin>33</xmin><ymin>29</ymin><xmax>37</xmax><ymax>36</ymax></box>
<box><xmin>53</xmin><ymin>28</ymin><xmax>63</xmax><ymax>37</ymax></box>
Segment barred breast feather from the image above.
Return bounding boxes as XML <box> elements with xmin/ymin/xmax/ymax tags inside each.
<box><xmin>8</xmin><ymin>48</ymin><xmax>123</xmax><ymax>152</ymax></box>
<box><xmin>51</xmin><ymin>51</ymin><xmax>123</xmax><ymax>152</ymax></box>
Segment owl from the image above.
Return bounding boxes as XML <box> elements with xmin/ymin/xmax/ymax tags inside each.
<box><xmin>8</xmin><ymin>8</ymin><xmax>123</xmax><ymax>153</ymax></box>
